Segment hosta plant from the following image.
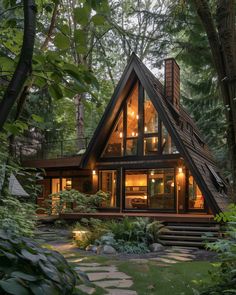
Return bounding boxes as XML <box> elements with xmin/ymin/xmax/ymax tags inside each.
<box><xmin>0</xmin><ymin>230</ymin><xmax>82</xmax><ymax>295</ymax></box>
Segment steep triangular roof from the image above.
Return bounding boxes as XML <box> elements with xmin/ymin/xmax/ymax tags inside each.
<box><xmin>81</xmin><ymin>53</ymin><xmax>229</xmax><ymax>214</ymax></box>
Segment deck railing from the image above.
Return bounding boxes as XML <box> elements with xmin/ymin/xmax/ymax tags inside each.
<box><xmin>15</xmin><ymin>137</ymin><xmax>90</xmax><ymax>161</ymax></box>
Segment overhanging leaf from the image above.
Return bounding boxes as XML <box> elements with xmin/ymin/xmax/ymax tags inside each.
<box><xmin>54</xmin><ymin>33</ymin><xmax>70</xmax><ymax>50</ymax></box>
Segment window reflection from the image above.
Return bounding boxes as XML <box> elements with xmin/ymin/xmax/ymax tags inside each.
<box><xmin>148</xmin><ymin>169</ymin><xmax>175</xmax><ymax>209</ymax></box>
<box><xmin>188</xmin><ymin>173</ymin><xmax>204</xmax><ymax>209</ymax></box>
<box><xmin>144</xmin><ymin>92</ymin><xmax>158</xmax><ymax>134</ymax></box>
<box><xmin>125</xmin><ymin>171</ymin><xmax>147</xmax><ymax>209</ymax></box>
<box><xmin>125</xmin><ymin>169</ymin><xmax>175</xmax><ymax>210</ymax></box>
<box><xmin>144</xmin><ymin>137</ymin><xmax>158</xmax><ymax>155</ymax></box>
<box><xmin>162</xmin><ymin>124</ymin><xmax>179</xmax><ymax>154</ymax></box>
<box><xmin>99</xmin><ymin>170</ymin><xmax>117</xmax><ymax>208</ymax></box>
<box><xmin>126</xmin><ymin>138</ymin><xmax>138</xmax><ymax>156</ymax></box>
<box><xmin>103</xmin><ymin>112</ymin><xmax>123</xmax><ymax>157</ymax></box>
<box><xmin>127</xmin><ymin>84</ymin><xmax>139</xmax><ymax>138</ymax></box>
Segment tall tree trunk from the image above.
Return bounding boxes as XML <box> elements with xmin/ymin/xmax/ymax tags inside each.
<box><xmin>0</xmin><ymin>0</ymin><xmax>36</xmax><ymax>197</ymax></box>
<box><xmin>74</xmin><ymin>93</ymin><xmax>85</xmax><ymax>150</ymax></box>
<box><xmin>193</xmin><ymin>0</ymin><xmax>236</xmax><ymax>200</ymax></box>
<box><xmin>0</xmin><ymin>0</ymin><xmax>36</xmax><ymax>131</ymax></box>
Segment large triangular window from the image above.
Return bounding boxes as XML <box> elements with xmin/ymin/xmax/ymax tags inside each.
<box><xmin>101</xmin><ymin>81</ymin><xmax>179</xmax><ymax>158</ymax></box>
<box><xmin>102</xmin><ymin>112</ymin><xmax>123</xmax><ymax>157</ymax></box>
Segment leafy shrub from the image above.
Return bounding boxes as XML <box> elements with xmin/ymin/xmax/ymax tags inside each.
<box><xmin>199</xmin><ymin>204</ymin><xmax>236</xmax><ymax>295</ymax></box>
<box><xmin>73</xmin><ymin>218</ymin><xmax>108</xmax><ymax>249</ymax></box>
<box><xmin>115</xmin><ymin>241</ymin><xmax>149</xmax><ymax>254</ymax></box>
<box><xmin>0</xmin><ymin>230</ymin><xmax>80</xmax><ymax>295</ymax></box>
<box><xmin>73</xmin><ymin>217</ymin><xmax>166</xmax><ymax>254</ymax></box>
<box><xmin>46</xmin><ymin>189</ymin><xmax>110</xmax><ymax>215</ymax></box>
<box><xmin>0</xmin><ymin>196</ymin><xmax>36</xmax><ymax>237</ymax></box>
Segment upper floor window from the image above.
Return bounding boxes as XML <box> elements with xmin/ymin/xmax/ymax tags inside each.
<box><xmin>101</xmin><ymin>82</ymin><xmax>179</xmax><ymax>158</ymax></box>
<box><xmin>126</xmin><ymin>83</ymin><xmax>139</xmax><ymax>156</ymax></box>
<box><xmin>102</xmin><ymin>112</ymin><xmax>123</xmax><ymax>157</ymax></box>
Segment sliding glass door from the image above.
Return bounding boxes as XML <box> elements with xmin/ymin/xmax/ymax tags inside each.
<box><xmin>124</xmin><ymin>169</ymin><xmax>175</xmax><ymax>211</ymax></box>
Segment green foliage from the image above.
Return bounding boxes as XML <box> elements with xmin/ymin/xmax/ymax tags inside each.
<box><xmin>73</xmin><ymin>217</ymin><xmax>165</xmax><ymax>254</ymax></box>
<box><xmin>0</xmin><ymin>196</ymin><xmax>36</xmax><ymax>237</ymax></box>
<box><xmin>46</xmin><ymin>189</ymin><xmax>110</xmax><ymax>215</ymax></box>
<box><xmin>198</xmin><ymin>205</ymin><xmax>236</xmax><ymax>294</ymax></box>
<box><xmin>0</xmin><ymin>230</ymin><xmax>80</xmax><ymax>295</ymax></box>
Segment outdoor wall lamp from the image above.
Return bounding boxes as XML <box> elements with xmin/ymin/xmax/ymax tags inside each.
<box><xmin>178</xmin><ymin>167</ymin><xmax>183</xmax><ymax>173</ymax></box>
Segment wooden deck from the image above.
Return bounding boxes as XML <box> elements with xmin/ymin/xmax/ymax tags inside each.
<box><xmin>59</xmin><ymin>212</ymin><xmax>215</xmax><ymax>223</ymax></box>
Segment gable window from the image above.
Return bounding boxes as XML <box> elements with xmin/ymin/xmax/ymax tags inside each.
<box><xmin>162</xmin><ymin>124</ymin><xmax>179</xmax><ymax>154</ymax></box>
<box><xmin>101</xmin><ymin>82</ymin><xmax>179</xmax><ymax>158</ymax></box>
<box><xmin>143</xmin><ymin>92</ymin><xmax>159</xmax><ymax>155</ymax></box>
<box><xmin>103</xmin><ymin>112</ymin><xmax>124</xmax><ymax>157</ymax></box>
<box><xmin>125</xmin><ymin>83</ymin><xmax>139</xmax><ymax>156</ymax></box>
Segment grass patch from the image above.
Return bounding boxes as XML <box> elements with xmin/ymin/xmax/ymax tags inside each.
<box><xmin>118</xmin><ymin>260</ymin><xmax>213</xmax><ymax>295</ymax></box>
<box><xmin>45</xmin><ymin>244</ymin><xmax>215</xmax><ymax>295</ymax></box>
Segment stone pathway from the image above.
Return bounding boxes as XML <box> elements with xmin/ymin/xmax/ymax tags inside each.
<box><xmin>67</xmin><ymin>246</ymin><xmax>199</xmax><ymax>294</ymax></box>
<box><xmin>74</xmin><ymin>262</ymin><xmax>137</xmax><ymax>295</ymax></box>
<box><xmin>35</xmin><ymin>226</ymin><xmax>214</xmax><ymax>294</ymax></box>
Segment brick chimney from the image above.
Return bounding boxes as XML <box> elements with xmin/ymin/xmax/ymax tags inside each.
<box><xmin>164</xmin><ymin>58</ymin><xmax>180</xmax><ymax>111</ymax></box>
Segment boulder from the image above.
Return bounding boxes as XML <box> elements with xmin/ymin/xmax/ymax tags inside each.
<box><xmin>97</xmin><ymin>245</ymin><xmax>117</xmax><ymax>255</ymax></box>
<box><xmin>149</xmin><ymin>243</ymin><xmax>164</xmax><ymax>252</ymax></box>
<box><xmin>85</xmin><ymin>245</ymin><xmax>97</xmax><ymax>252</ymax></box>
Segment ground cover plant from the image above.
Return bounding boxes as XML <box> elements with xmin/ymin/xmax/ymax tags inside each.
<box><xmin>0</xmin><ymin>230</ymin><xmax>82</xmax><ymax>295</ymax></box>
<box><xmin>73</xmin><ymin>217</ymin><xmax>167</xmax><ymax>254</ymax></box>
<box><xmin>0</xmin><ymin>196</ymin><xmax>36</xmax><ymax>237</ymax></box>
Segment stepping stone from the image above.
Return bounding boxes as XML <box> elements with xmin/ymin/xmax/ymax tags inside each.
<box><xmin>75</xmin><ymin>266</ymin><xmax>118</xmax><ymax>272</ymax></box>
<box><xmin>164</xmin><ymin>252</ymin><xmax>195</xmax><ymax>258</ymax></box>
<box><xmin>78</xmin><ymin>263</ymin><xmax>102</xmax><ymax>267</ymax></box>
<box><xmin>94</xmin><ymin>279</ymin><xmax>133</xmax><ymax>288</ymax></box>
<box><xmin>87</xmin><ymin>272</ymin><xmax>131</xmax><ymax>281</ymax></box>
<box><xmin>67</xmin><ymin>258</ymin><xmax>84</xmax><ymax>263</ymax></box>
<box><xmin>164</xmin><ymin>255</ymin><xmax>192</xmax><ymax>262</ymax></box>
<box><xmin>76</xmin><ymin>284</ymin><xmax>96</xmax><ymax>294</ymax></box>
<box><xmin>105</xmin><ymin>288</ymin><xmax>137</xmax><ymax>295</ymax></box>
<box><xmin>150</xmin><ymin>257</ymin><xmax>177</xmax><ymax>264</ymax></box>
<box><xmin>129</xmin><ymin>259</ymin><xmax>149</xmax><ymax>264</ymax></box>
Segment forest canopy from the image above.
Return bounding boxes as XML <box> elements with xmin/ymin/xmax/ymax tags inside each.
<box><xmin>0</xmin><ymin>0</ymin><xmax>235</xmax><ymax>194</ymax></box>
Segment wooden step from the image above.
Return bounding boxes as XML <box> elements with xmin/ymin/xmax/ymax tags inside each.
<box><xmin>161</xmin><ymin>240</ymin><xmax>204</xmax><ymax>247</ymax></box>
<box><xmin>161</xmin><ymin>230</ymin><xmax>219</xmax><ymax>236</ymax></box>
<box><xmin>166</xmin><ymin>225</ymin><xmax>219</xmax><ymax>231</ymax></box>
<box><xmin>159</xmin><ymin>235</ymin><xmax>217</xmax><ymax>242</ymax></box>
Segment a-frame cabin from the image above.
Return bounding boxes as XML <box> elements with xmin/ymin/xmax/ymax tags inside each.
<box><xmin>29</xmin><ymin>53</ymin><xmax>229</xmax><ymax>221</ymax></box>
<box><xmin>80</xmin><ymin>53</ymin><xmax>228</xmax><ymax>216</ymax></box>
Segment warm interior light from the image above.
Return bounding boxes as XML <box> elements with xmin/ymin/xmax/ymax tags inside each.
<box><xmin>151</xmin><ymin>179</ymin><xmax>155</xmax><ymax>183</ymax></box>
<box><xmin>92</xmin><ymin>170</ymin><xmax>96</xmax><ymax>175</ymax></box>
<box><xmin>136</xmin><ymin>115</ymin><xmax>139</xmax><ymax>119</ymax></box>
<box><xmin>171</xmin><ymin>182</ymin><xmax>175</xmax><ymax>187</ymax></box>
<box><xmin>73</xmin><ymin>230</ymin><xmax>88</xmax><ymax>241</ymax></box>
<box><xmin>131</xmin><ymin>111</ymin><xmax>135</xmax><ymax>116</ymax></box>
<box><xmin>178</xmin><ymin>167</ymin><xmax>183</xmax><ymax>173</ymax></box>
<box><xmin>119</xmin><ymin>132</ymin><xmax>123</xmax><ymax>138</ymax></box>
<box><xmin>144</xmin><ymin>126</ymin><xmax>147</xmax><ymax>132</ymax></box>
<box><xmin>151</xmin><ymin>171</ymin><xmax>154</xmax><ymax>176</ymax></box>
<box><xmin>143</xmin><ymin>195</ymin><xmax>147</xmax><ymax>199</ymax></box>
<box><xmin>135</xmin><ymin>132</ymin><xmax>138</xmax><ymax>137</ymax></box>
<box><xmin>132</xmin><ymin>131</ymin><xmax>135</xmax><ymax>137</ymax></box>
<box><xmin>66</xmin><ymin>179</ymin><xmax>72</xmax><ymax>186</ymax></box>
